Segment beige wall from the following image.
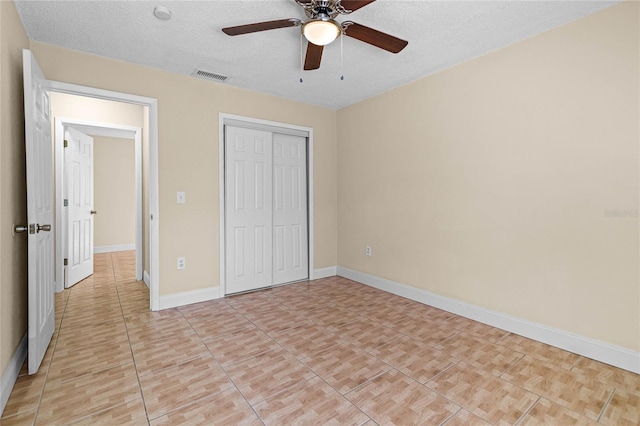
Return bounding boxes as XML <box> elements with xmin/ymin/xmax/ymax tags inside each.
<box><xmin>31</xmin><ymin>42</ymin><xmax>339</xmax><ymax>297</ymax></box>
<box><xmin>51</xmin><ymin>92</ymin><xmax>144</xmax><ymax>128</ymax></box>
<box><xmin>0</xmin><ymin>0</ymin><xmax>29</xmax><ymax>378</ymax></box>
<box><xmin>338</xmin><ymin>2</ymin><xmax>639</xmax><ymax>351</ymax></box>
<box><xmin>92</xmin><ymin>136</ymin><xmax>136</xmax><ymax>248</ymax></box>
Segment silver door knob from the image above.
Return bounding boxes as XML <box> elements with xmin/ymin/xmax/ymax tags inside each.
<box><xmin>90</xmin><ymin>210</ymin><xmax>98</xmax><ymax>215</ymax></box>
<box><xmin>36</xmin><ymin>224</ymin><xmax>51</xmax><ymax>232</ymax></box>
<box><xmin>13</xmin><ymin>225</ymin><xmax>28</xmax><ymax>233</ymax></box>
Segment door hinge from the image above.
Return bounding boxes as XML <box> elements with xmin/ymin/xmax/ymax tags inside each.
<box><xmin>63</xmin><ymin>198</ymin><xmax>68</xmax><ymax>207</ymax></box>
<box><xmin>63</xmin><ymin>139</ymin><xmax>68</xmax><ymax>148</ymax></box>
<box><xmin>63</xmin><ymin>258</ymin><xmax>68</xmax><ymax>266</ymax></box>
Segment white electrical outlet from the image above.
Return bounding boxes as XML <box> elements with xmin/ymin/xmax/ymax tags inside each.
<box><xmin>365</xmin><ymin>246</ymin><xmax>372</xmax><ymax>256</ymax></box>
<box><xmin>177</xmin><ymin>257</ymin><xmax>186</xmax><ymax>270</ymax></box>
<box><xmin>177</xmin><ymin>191</ymin><xmax>186</xmax><ymax>204</ymax></box>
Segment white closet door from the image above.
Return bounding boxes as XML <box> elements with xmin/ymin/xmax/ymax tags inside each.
<box><xmin>225</xmin><ymin>126</ymin><xmax>273</xmax><ymax>294</ymax></box>
<box><xmin>272</xmin><ymin>133</ymin><xmax>308</xmax><ymax>285</ymax></box>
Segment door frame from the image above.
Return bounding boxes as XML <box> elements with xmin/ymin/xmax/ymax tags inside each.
<box><xmin>218</xmin><ymin>113</ymin><xmax>315</xmax><ymax>296</ymax></box>
<box><xmin>55</xmin><ymin>117</ymin><xmax>143</xmax><ymax>289</ymax></box>
<box><xmin>49</xmin><ymin>80</ymin><xmax>160</xmax><ymax>311</ymax></box>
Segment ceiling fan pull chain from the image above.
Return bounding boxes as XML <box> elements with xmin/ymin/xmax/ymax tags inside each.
<box><xmin>299</xmin><ymin>33</ymin><xmax>304</xmax><ymax>83</ymax></box>
<box><xmin>340</xmin><ymin>31</ymin><xmax>344</xmax><ymax>81</ymax></box>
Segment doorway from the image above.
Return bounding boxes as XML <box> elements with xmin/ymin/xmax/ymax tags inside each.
<box><xmin>54</xmin><ymin>116</ymin><xmax>143</xmax><ymax>289</ymax></box>
<box><xmin>219</xmin><ymin>114</ymin><xmax>315</xmax><ymax>295</ymax></box>
<box><xmin>48</xmin><ymin>81</ymin><xmax>160</xmax><ymax>310</ymax></box>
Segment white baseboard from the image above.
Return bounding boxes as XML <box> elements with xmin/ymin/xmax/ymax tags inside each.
<box><xmin>337</xmin><ymin>266</ymin><xmax>640</xmax><ymax>374</ymax></box>
<box><xmin>312</xmin><ymin>266</ymin><xmax>337</xmax><ymax>280</ymax></box>
<box><xmin>94</xmin><ymin>244</ymin><xmax>135</xmax><ymax>254</ymax></box>
<box><xmin>158</xmin><ymin>286</ymin><xmax>221</xmax><ymax>310</ymax></box>
<box><xmin>1</xmin><ymin>334</ymin><xmax>27</xmax><ymax>416</ymax></box>
<box><xmin>143</xmin><ymin>271</ymin><xmax>150</xmax><ymax>289</ymax></box>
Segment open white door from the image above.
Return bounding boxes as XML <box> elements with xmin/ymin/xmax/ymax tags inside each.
<box><xmin>23</xmin><ymin>50</ymin><xmax>55</xmax><ymax>374</ymax></box>
<box><xmin>64</xmin><ymin>127</ymin><xmax>94</xmax><ymax>287</ymax></box>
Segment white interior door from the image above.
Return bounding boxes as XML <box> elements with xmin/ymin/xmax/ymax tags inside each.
<box><xmin>23</xmin><ymin>50</ymin><xmax>55</xmax><ymax>374</ymax></box>
<box><xmin>225</xmin><ymin>126</ymin><xmax>273</xmax><ymax>294</ymax></box>
<box><xmin>64</xmin><ymin>127</ymin><xmax>94</xmax><ymax>287</ymax></box>
<box><xmin>273</xmin><ymin>133</ymin><xmax>308</xmax><ymax>285</ymax></box>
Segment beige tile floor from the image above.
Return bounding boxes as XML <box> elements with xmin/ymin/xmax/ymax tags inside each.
<box><xmin>2</xmin><ymin>251</ymin><xmax>639</xmax><ymax>425</ymax></box>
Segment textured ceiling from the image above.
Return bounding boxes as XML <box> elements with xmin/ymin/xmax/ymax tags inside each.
<box><xmin>15</xmin><ymin>0</ymin><xmax>620</xmax><ymax>109</ymax></box>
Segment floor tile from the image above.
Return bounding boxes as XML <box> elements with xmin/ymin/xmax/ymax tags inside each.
<box><xmin>501</xmin><ymin>356</ymin><xmax>613</xmax><ymax>420</ymax></box>
<box><xmin>346</xmin><ymin>369</ymin><xmax>460</xmax><ymax>425</ymax></box>
<box><xmin>123</xmin><ymin>307</ymin><xmax>184</xmax><ymax>325</ymax></box>
<box><xmin>203</xmin><ymin>326</ymin><xmax>280</xmax><ymax>366</ymax></box>
<box><xmin>139</xmin><ymin>355</ymin><xmax>233</xmax><ymax>419</ymax></box>
<box><xmin>126</xmin><ymin>316</ymin><xmax>194</xmax><ymax>346</ymax></box>
<box><xmin>131</xmin><ymin>331</ymin><xmax>210</xmax><ymax>376</ymax></box>
<box><xmin>437</xmin><ymin>332</ymin><xmax>523</xmax><ymax>376</ymax></box>
<box><xmin>500</xmin><ymin>333</ymin><xmax>581</xmax><ymax>370</ymax></box>
<box><xmin>427</xmin><ymin>361</ymin><xmax>538</xmax><ymax>424</ymax></box>
<box><xmin>224</xmin><ymin>348</ymin><xmax>316</xmax><ymax>404</ymax></box>
<box><xmin>36</xmin><ymin>363</ymin><xmax>141</xmax><ymax>425</ymax></box>
<box><xmin>369</xmin><ymin>335</ymin><xmax>458</xmax><ymax>384</ymax></box>
<box><xmin>390</xmin><ymin>317</ymin><xmax>458</xmax><ymax>346</ymax></box>
<box><xmin>304</xmin><ymin>305</ymin><xmax>363</xmax><ymax>328</ymax></box>
<box><xmin>442</xmin><ymin>409</ymin><xmax>491</xmax><ymax>425</ymax></box>
<box><xmin>1</xmin><ymin>373</ymin><xmax>47</xmax><ymax>418</ymax></box>
<box><xmin>518</xmin><ymin>397</ymin><xmax>598</xmax><ymax>425</ymax></box>
<box><xmin>302</xmin><ymin>343</ymin><xmax>391</xmax><ymax>394</ymax></box>
<box><xmin>445</xmin><ymin>316</ymin><xmax>510</xmax><ymax>343</ymax></box>
<box><xmin>47</xmin><ymin>339</ymin><xmax>133</xmax><ymax>382</ymax></box>
<box><xmin>0</xmin><ymin>410</ymin><xmax>37</xmax><ymax>426</ymax></box>
<box><xmin>186</xmin><ymin>311</ymin><xmax>255</xmax><ymax>339</ymax></box>
<box><xmin>55</xmin><ymin>321</ymin><xmax>128</xmax><ymax>352</ymax></box>
<box><xmin>149</xmin><ymin>387</ymin><xmax>261</xmax><ymax>426</ymax></box>
<box><xmin>598</xmin><ymin>389</ymin><xmax>640</xmax><ymax>426</ymax></box>
<box><xmin>254</xmin><ymin>376</ymin><xmax>370</xmax><ymax>425</ymax></box>
<box><xmin>273</xmin><ymin>323</ymin><xmax>343</xmax><ymax>358</ymax></box>
<box><xmin>571</xmin><ymin>357</ymin><xmax>640</xmax><ymax>394</ymax></box>
<box><xmin>67</xmin><ymin>398</ymin><xmax>148</xmax><ymax>425</ymax></box>
<box><xmin>335</xmin><ymin>318</ymin><xmax>400</xmax><ymax>351</ymax></box>
<box><xmin>244</xmin><ymin>305</ymin><xmax>314</xmax><ymax>336</ymax></box>
<box><xmin>357</xmin><ymin>304</ymin><xmax>414</xmax><ymax>327</ymax></box>
<box><xmin>177</xmin><ymin>299</ymin><xmax>235</xmax><ymax>320</ymax></box>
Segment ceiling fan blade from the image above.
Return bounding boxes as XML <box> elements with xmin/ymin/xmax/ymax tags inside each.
<box><xmin>342</xmin><ymin>22</ymin><xmax>408</xmax><ymax>53</ymax></box>
<box><xmin>304</xmin><ymin>42</ymin><xmax>324</xmax><ymax>70</ymax></box>
<box><xmin>222</xmin><ymin>19</ymin><xmax>301</xmax><ymax>36</ymax></box>
<box><xmin>338</xmin><ymin>0</ymin><xmax>377</xmax><ymax>13</ymax></box>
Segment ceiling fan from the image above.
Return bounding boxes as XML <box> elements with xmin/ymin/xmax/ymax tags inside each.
<box><xmin>222</xmin><ymin>0</ymin><xmax>408</xmax><ymax>71</ymax></box>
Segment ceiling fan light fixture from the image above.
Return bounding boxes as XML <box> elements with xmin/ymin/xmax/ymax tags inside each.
<box><xmin>302</xmin><ymin>19</ymin><xmax>341</xmax><ymax>46</ymax></box>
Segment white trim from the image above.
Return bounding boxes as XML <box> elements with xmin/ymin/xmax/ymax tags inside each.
<box><xmin>312</xmin><ymin>266</ymin><xmax>337</xmax><ymax>279</ymax></box>
<box><xmin>94</xmin><ymin>244</ymin><xmax>136</xmax><ymax>254</ymax></box>
<box><xmin>218</xmin><ymin>113</ymin><xmax>314</xmax><ymax>296</ymax></box>
<box><xmin>158</xmin><ymin>286</ymin><xmax>221</xmax><ymax>310</ymax></box>
<box><xmin>337</xmin><ymin>266</ymin><xmax>640</xmax><ymax>374</ymax></box>
<box><xmin>1</xmin><ymin>334</ymin><xmax>27</xmax><ymax>415</ymax></box>
<box><xmin>55</xmin><ymin>117</ymin><xmax>143</xmax><ymax>288</ymax></box>
<box><xmin>143</xmin><ymin>270</ymin><xmax>150</xmax><ymax>289</ymax></box>
<box><xmin>48</xmin><ymin>81</ymin><xmax>159</xmax><ymax>312</ymax></box>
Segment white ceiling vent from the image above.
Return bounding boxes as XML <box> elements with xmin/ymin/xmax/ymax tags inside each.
<box><xmin>192</xmin><ymin>68</ymin><xmax>229</xmax><ymax>82</ymax></box>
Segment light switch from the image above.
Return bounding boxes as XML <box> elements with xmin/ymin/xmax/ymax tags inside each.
<box><xmin>177</xmin><ymin>191</ymin><xmax>186</xmax><ymax>204</ymax></box>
